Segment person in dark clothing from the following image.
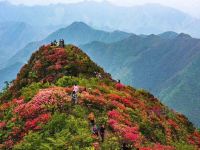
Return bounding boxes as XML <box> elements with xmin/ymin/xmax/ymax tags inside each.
<box><xmin>99</xmin><ymin>124</ymin><xmax>105</xmax><ymax>142</ymax></box>
<box><xmin>71</xmin><ymin>91</ymin><xmax>78</xmax><ymax>105</ymax></box>
<box><xmin>92</xmin><ymin>125</ymin><xmax>99</xmax><ymax>137</ymax></box>
<box><xmin>122</xmin><ymin>142</ymin><xmax>132</xmax><ymax>150</ymax></box>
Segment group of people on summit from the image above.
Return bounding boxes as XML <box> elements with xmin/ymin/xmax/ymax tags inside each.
<box><xmin>51</xmin><ymin>39</ymin><xmax>65</xmax><ymax>48</ymax></box>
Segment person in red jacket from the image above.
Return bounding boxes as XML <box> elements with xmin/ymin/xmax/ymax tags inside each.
<box><xmin>115</xmin><ymin>80</ymin><xmax>124</xmax><ymax>90</ymax></box>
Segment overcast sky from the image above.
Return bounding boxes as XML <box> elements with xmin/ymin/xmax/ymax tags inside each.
<box><xmin>1</xmin><ymin>0</ymin><xmax>200</xmax><ymax>18</ymax></box>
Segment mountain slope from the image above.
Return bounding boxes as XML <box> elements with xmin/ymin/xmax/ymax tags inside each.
<box><xmin>159</xmin><ymin>53</ymin><xmax>200</xmax><ymax>126</ymax></box>
<box><xmin>81</xmin><ymin>33</ymin><xmax>200</xmax><ymax>127</ymax></box>
<box><xmin>0</xmin><ymin>44</ymin><xmax>199</xmax><ymax>149</ymax></box>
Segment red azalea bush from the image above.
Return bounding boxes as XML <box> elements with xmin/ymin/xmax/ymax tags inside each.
<box><xmin>14</xmin><ymin>88</ymin><xmax>68</xmax><ymax>119</ymax></box>
<box><xmin>188</xmin><ymin>131</ymin><xmax>200</xmax><ymax>148</ymax></box>
<box><xmin>25</xmin><ymin>113</ymin><xmax>51</xmax><ymax>131</ymax></box>
<box><xmin>140</xmin><ymin>143</ymin><xmax>175</xmax><ymax>150</ymax></box>
<box><xmin>167</xmin><ymin>119</ymin><xmax>180</xmax><ymax>130</ymax></box>
<box><xmin>0</xmin><ymin>121</ymin><xmax>6</xmax><ymax>129</ymax></box>
<box><xmin>82</xmin><ymin>91</ymin><xmax>106</xmax><ymax>106</ymax></box>
<box><xmin>45</xmin><ymin>48</ymin><xmax>67</xmax><ymax>63</ymax></box>
<box><xmin>107</xmin><ymin>109</ymin><xmax>141</xmax><ymax>147</ymax></box>
<box><xmin>111</xmin><ymin>100</ymin><xmax>126</xmax><ymax>110</ymax></box>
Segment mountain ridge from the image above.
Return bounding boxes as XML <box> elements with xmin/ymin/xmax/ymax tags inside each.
<box><xmin>81</xmin><ymin>31</ymin><xmax>200</xmax><ymax>127</ymax></box>
<box><xmin>0</xmin><ymin>44</ymin><xmax>199</xmax><ymax>149</ymax></box>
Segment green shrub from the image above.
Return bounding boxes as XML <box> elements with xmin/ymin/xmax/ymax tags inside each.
<box><xmin>21</xmin><ymin>82</ymin><xmax>51</xmax><ymax>102</ymax></box>
<box><xmin>14</xmin><ymin>132</ymin><xmax>43</xmax><ymax>150</ymax></box>
<box><xmin>56</xmin><ymin>76</ymin><xmax>79</xmax><ymax>87</ymax></box>
<box><xmin>101</xmin><ymin>136</ymin><xmax>120</xmax><ymax>150</ymax></box>
<box><xmin>14</xmin><ymin>112</ymin><xmax>94</xmax><ymax>149</ymax></box>
<box><xmin>173</xmin><ymin>141</ymin><xmax>196</xmax><ymax>150</ymax></box>
<box><xmin>43</xmin><ymin>113</ymin><xmax>67</xmax><ymax>136</ymax></box>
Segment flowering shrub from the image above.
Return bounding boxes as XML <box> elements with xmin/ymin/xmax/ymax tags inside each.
<box><xmin>140</xmin><ymin>143</ymin><xmax>175</xmax><ymax>150</ymax></box>
<box><xmin>167</xmin><ymin>119</ymin><xmax>180</xmax><ymax>130</ymax></box>
<box><xmin>0</xmin><ymin>121</ymin><xmax>6</xmax><ymax>129</ymax></box>
<box><xmin>107</xmin><ymin>109</ymin><xmax>141</xmax><ymax>147</ymax></box>
<box><xmin>188</xmin><ymin>131</ymin><xmax>200</xmax><ymax>148</ymax></box>
<box><xmin>111</xmin><ymin>101</ymin><xmax>126</xmax><ymax>110</ymax></box>
<box><xmin>14</xmin><ymin>87</ymin><xmax>69</xmax><ymax>119</ymax></box>
<box><xmin>25</xmin><ymin>113</ymin><xmax>51</xmax><ymax>131</ymax></box>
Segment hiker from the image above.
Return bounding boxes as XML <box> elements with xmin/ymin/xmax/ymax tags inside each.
<box><xmin>59</xmin><ymin>39</ymin><xmax>65</xmax><ymax>48</ymax></box>
<box><xmin>88</xmin><ymin>112</ymin><xmax>95</xmax><ymax>126</ymax></box>
<box><xmin>71</xmin><ymin>91</ymin><xmax>78</xmax><ymax>104</ymax></box>
<box><xmin>73</xmin><ymin>83</ymin><xmax>79</xmax><ymax>93</ymax></box>
<box><xmin>115</xmin><ymin>79</ymin><xmax>124</xmax><ymax>90</ymax></box>
<box><xmin>122</xmin><ymin>142</ymin><xmax>129</xmax><ymax>150</ymax></box>
<box><xmin>92</xmin><ymin>125</ymin><xmax>99</xmax><ymax>137</ymax></box>
<box><xmin>53</xmin><ymin>40</ymin><xmax>57</xmax><ymax>46</ymax></box>
<box><xmin>99</xmin><ymin>124</ymin><xmax>105</xmax><ymax>142</ymax></box>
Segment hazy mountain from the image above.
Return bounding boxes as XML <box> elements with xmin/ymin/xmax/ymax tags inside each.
<box><xmin>0</xmin><ymin>62</ymin><xmax>23</xmax><ymax>88</ymax></box>
<box><xmin>0</xmin><ymin>22</ymin><xmax>131</xmax><ymax>88</ymax></box>
<box><xmin>81</xmin><ymin>33</ymin><xmax>200</xmax><ymax>127</ymax></box>
<box><xmin>0</xmin><ymin>21</ymin><xmax>37</xmax><ymax>62</ymax></box>
<box><xmin>0</xmin><ymin>1</ymin><xmax>200</xmax><ymax>37</ymax></box>
<box><xmin>0</xmin><ymin>21</ymin><xmax>57</xmax><ymax>66</ymax></box>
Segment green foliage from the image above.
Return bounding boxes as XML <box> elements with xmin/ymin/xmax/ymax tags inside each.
<box><xmin>71</xmin><ymin>105</ymin><xmax>88</xmax><ymax>118</ymax></box>
<box><xmin>21</xmin><ymin>82</ymin><xmax>51</xmax><ymax>102</ymax></box>
<box><xmin>127</xmin><ymin>108</ymin><xmax>142</xmax><ymax>123</ymax></box>
<box><xmin>173</xmin><ymin>141</ymin><xmax>196</xmax><ymax>150</ymax></box>
<box><xmin>56</xmin><ymin>76</ymin><xmax>79</xmax><ymax>87</ymax></box>
<box><xmin>56</xmin><ymin>75</ymin><xmax>102</xmax><ymax>89</ymax></box>
<box><xmin>135</xmin><ymin>89</ymin><xmax>153</xmax><ymax>98</ymax></box>
<box><xmin>14</xmin><ymin>132</ymin><xmax>43</xmax><ymax>150</ymax></box>
<box><xmin>14</xmin><ymin>112</ymin><xmax>94</xmax><ymax>150</ymax></box>
<box><xmin>101</xmin><ymin>136</ymin><xmax>120</xmax><ymax>150</ymax></box>
<box><xmin>153</xmin><ymin>128</ymin><xmax>166</xmax><ymax>144</ymax></box>
<box><xmin>139</xmin><ymin>121</ymin><xmax>166</xmax><ymax>144</ymax></box>
<box><xmin>28</xmin><ymin>71</ymin><xmax>38</xmax><ymax>78</ymax></box>
<box><xmin>43</xmin><ymin>113</ymin><xmax>67</xmax><ymax>136</ymax></box>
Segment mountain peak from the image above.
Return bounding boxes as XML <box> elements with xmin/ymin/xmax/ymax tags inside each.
<box><xmin>159</xmin><ymin>31</ymin><xmax>178</xmax><ymax>39</ymax></box>
<box><xmin>177</xmin><ymin>33</ymin><xmax>192</xmax><ymax>39</ymax></box>
<box><xmin>9</xmin><ymin>44</ymin><xmax>111</xmax><ymax>96</ymax></box>
<box><xmin>67</xmin><ymin>21</ymin><xmax>92</xmax><ymax>30</ymax></box>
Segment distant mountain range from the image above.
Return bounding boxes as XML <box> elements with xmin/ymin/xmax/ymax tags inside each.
<box><xmin>0</xmin><ymin>1</ymin><xmax>200</xmax><ymax>37</ymax></box>
<box><xmin>1</xmin><ymin>21</ymin><xmax>200</xmax><ymax>127</ymax></box>
<box><xmin>0</xmin><ymin>21</ymin><xmax>58</xmax><ymax>65</ymax></box>
<box><xmin>81</xmin><ymin>31</ymin><xmax>200</xmax><ymax>127</ymax></box>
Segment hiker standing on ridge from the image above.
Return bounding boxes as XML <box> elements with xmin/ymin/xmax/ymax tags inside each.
<box><xmin>71</xmin><ymin>84</ymin><xmax>79</xmax><ymax>104</ymax></box>
<box><xmin>71</xmin><ymin>91</ymin><xmax>78</xmax><ymax>105</ymax></box>
<box><xmin>88</xmin><ymin>112</ymin><xmax>95</xmax><ymax>126</ymax></box>
<box><xmin>99</xmin><ymin>124</ymin><xmax>105</xmax><ymax>142</ymax></box>
<box><xmin>73</xmin><ymin>83</ymin><xmax>79</xmax><ymax>93</ymax></box>
<box><xmin>92</xmin><ymin>125</ymin><xmax>99</xmax><ymax>137</ymax></box>
<box><xmin>115</xmin><ymin>79</ymin><xmax>124</xmax><ymax>90</ymax></box>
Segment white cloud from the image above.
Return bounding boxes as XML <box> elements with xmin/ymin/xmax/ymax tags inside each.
<box><xmin>3</xmin><ymin>0</ymin><xmax>200</xmax><ymax>18</ymax></box>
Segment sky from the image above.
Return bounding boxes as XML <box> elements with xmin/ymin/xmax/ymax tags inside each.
<box><xmin>1</xmin><ymin>0</ymin><xmax>200</xmax><ymax>18</ymax></box>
